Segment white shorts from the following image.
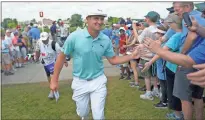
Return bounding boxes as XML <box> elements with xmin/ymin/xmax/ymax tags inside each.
<box><xmin>119</xmin><ymin>53</ymin><xmax>128</xmax><ymax>67</ymax></box>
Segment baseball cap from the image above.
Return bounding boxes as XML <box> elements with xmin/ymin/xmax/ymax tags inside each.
<box><xmin>126</xmin><ymin>24</ymin><xmax>132</xmax><ymax>28</ymax></box>
<box><xmin>164</xmin><ymin>13</ymin><xmax>182</xmax><ymax>24</ymax></box>
<box><xmin>6</xmin><ymin>29</ymin><xmax>11</xmax><ymax>33</ymax></box>
<box><xmin>40</xmin><ymin>32</ymin><xmax>49</xmax><ymax>41</ymax></box>
<box><xmin>144</xmin><ymin>11</ymin><xmax>160</xmax><ymax>22</ymax></box>
<box><xmin>87</xmin><ymin>9</ymin><xmax>107</xmax><ymax>17</ymax></box>
<box><xmin>119</xmin><ymin>27</ymin><xmax>126</xmax><ymax>31</ymax></box>
<box><xmin>166</xmin><ymin>7</ymin><xmax>174</xmax><ymax>13</ymax></box>
<box><xmin>113</xmin><ymin>24</ymin><xmax>117</xmax><ymax>26</ymax></box>
<box><xmin>153</xmin><ymin>25</ymin><xmax>167</xmax><ymax>34</ymax></box>
<box><xmin>14</xmin><ymin>32</ymin><xmax>18</xmax><ymax>36</ymax></box>
<box><xmin>141</xmin><ymin>22</ymin><xmax>149</xmax><ymax>27</ymax></box>
<box><xmin>34</xmin><ymin>24</ymin><xmax>38</xmax><ymax>27</ymax></box>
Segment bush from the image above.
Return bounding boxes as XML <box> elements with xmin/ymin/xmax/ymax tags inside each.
<box><xmin>39</xmin><ymin>26</ymin><xmax>50</xmax><ymax>33</ymax></box>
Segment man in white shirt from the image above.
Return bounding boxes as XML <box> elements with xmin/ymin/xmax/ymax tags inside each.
<box><xmin>132</xmin><ymin>11</ymin><xmax>160</xmax><ymax>100</ymax></box>
<box><xmin>59</xmin><ymin>22</ymin><xmax>68</xmax><ymax>45</ymax></box>
<box><xmin>35</xmin><ymin>32</ymin><xmax>68</xmax><ymax>99</ymax></box>
<box><xmin>5</xmin><ymin>29</ymin><xmax>17</xmax><ymax>71</ymax></box>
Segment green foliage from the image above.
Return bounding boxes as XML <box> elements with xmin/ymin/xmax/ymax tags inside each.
<box><xmin>69</xmin><ymin>14</ymin><xmax>83</xmax><ymax>27</ymax></box>
<box><xmin>108</xmin><ymin>16</ymin><xmax>120</xmax><ymax>25</ymax></box>
<box><xmin>7</xmin><ymin>22</ymin><xmax>16</xmax><ymax>29</ymax></box>
<box><xmin>39</xmin><ymin>26</ymin><xmax>50</xmax><ymax>33</ymax></box>
<box><xmin>2</xmin><ymin>18</ymin><xmax>18</xmax><ymax>29</ymax></box>
<box><xmin>69</xmin><ymin>26</ymin><xmax>77</xmax><ymax>33</ymax></box>
<box><xmin>13</xmin><ymin>19</ymin><xmax>18</xmax><ymax>25</ymax></box>
<box><xmin>0</xmin><ymin>28</ymin><xmax>5</xmax><ymax>34</ymax></box>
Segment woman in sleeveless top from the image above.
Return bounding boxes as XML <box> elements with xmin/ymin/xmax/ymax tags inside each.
<box><xmin>124</xmin><ymin>31</ymin><xmax>140</xmax><ymax>87</ymax></box>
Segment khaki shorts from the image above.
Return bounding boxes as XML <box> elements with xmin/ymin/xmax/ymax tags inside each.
<box><xmin>15</xmin><ymin>50</ymin><xmax>22</xmax><ymax>59</ymax></box>
<box><xmin>2</xmin><ymin>53</ymin><xmax>11</xmax><ymax>65</ymax></box>
<box><xmin>119</xmin><ymin>53</ymin><xmax>128</xmax><ymax>67</ymax></box>
<box><xmin>138</xmin><ymin>59</ymin><xmax>152</xmax><ymax>77</ymax></box>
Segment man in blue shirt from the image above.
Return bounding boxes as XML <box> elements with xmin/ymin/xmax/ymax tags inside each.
<box><xmin>143</xmin><ymin>36</ymin><xmax>205</xmax><ymax>120</ymax></box>
<box><xmin>50</xmin><ymin>10</ymin><xmax>140</xmax><ymax>120</ymax></box>
<box><xmin>101</xmin><ymin>25</ymin><xmax>112</xmax><ymax>39</ymax></box>
<box><xmin>28</xmin><ymin>24</ymin><xmax>40</xmax><ymax>52</ymax></box>
<box><xmin>173</xmin><ymin>2</ymin><xmax>205</xmax><ymax>120</ymax></box>
<box><xmin>50</xmin><ymin>21</ymin><xmax>57</xmax><ymax>41</ymax></box>
<box><xmin>111</xmin><ymin>24</ymin><xmax>120</xmax><ymax>55</ymax></box>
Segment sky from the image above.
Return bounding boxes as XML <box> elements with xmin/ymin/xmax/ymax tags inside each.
<box><xmin>2</xmin><ymin>1</ymin><xmax>173</xmax><ymax>22</ymax></box>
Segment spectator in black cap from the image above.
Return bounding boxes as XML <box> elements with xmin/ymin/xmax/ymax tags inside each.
<box><xmin>120</xmin><ymin>18</ymin><xmax>127</xmax><ymax>29</ymax></box>
<box><xmin>167</xmin><ymin>7</ymin><xmax>174</xmax><ymax>14</ymax></box>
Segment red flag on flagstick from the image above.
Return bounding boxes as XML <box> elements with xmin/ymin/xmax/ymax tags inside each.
<box><xmin>39</xmin><ymin>12</ymin><xmax>43</xmax><ymax>17</ymax></box>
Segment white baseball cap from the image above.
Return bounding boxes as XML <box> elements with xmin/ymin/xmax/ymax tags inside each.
<box><xmin>126</xmin><ymin>24</ymin><xmax>132</xmax><ymax>27</ymax></box>
<box><xmin>87</xmin><ymin>9</ymin><xmax>107</xmax><ymax>17</ymax></box>
<box><xmin>119</xmin><ymin>27</ymin><xmax>126</xmax><ymax>31</ymax></box>
<box><xmin>40</xmin><ymin>32</ymin><xmax>49</xmax><ymax>41</ymax></box>
<box><xmin>6</xmin><ymin>29</ymin><xmax>11</xmax><ymax>33</ymax></box>
<box><xmin>34</xmin><ymin>24</ymin><xmax>38</xmax><ymax>27</ymax></box>
<box><xmin>113</xmin><ymin>24</ymin><xmax>117</xmax><ymax>26</ymax></box>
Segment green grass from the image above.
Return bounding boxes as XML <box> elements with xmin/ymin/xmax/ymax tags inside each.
<box><xmin>2</xmin><ymin>77</ymin><xmax>178</xmax><ymax>119</ymax></box>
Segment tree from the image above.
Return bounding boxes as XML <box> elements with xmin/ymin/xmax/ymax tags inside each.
<box><xmin>69</xmin><ymin>14</ymin><xmax>83</xmax><ymax>27</ymax></box>
<box><xmin>1</xmin><ymin>18</ymin><xmax>18</xmax><ymax>29</ymax></box>
<box><xmin>2</xmin><ymin>18</ymin><xmax>12</xmax><ymax>29</ymax></box>
<box><xmin>13</xmin><ymin>18</ymin><xmax>18</xmax><ymax>25</ymax></box>
<box><xmin>7</xmin><ymin>22</ymin><xmax>16</xmax><ymax>29</ymax></box>
<box><xmin>107</xmin><ymin>16</ymin><xmax>120</xmax><ymax>25</ymax></box>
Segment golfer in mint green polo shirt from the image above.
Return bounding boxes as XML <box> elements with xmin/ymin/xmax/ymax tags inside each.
<box><xmin>50</xmin><ymin>9</ymin><xmax>141</xmax><ymax>120</ymax></box>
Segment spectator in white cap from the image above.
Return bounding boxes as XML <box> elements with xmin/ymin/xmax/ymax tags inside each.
<box><xmin>5</xmin><ymin>29</ymin><xmax>16</xmax><ymax>71</ymax></box>
<box><xmin>50</xmin><ymin>9</ymin><xmax>141</xmax><ymax>120</ymax></box>
<box><xmin>35</xmin><ymin>32</ymin><xmax>68</xmax><ymax>100</ymax></box>
<box><xmin>119</xmin><ymin>27</ymin><xmax>131</xmax><ymax>80</ymax></box>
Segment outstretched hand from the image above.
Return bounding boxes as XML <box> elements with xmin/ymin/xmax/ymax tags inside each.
<box><xmin>187</xmin><ymin>64</ymin><xmax>205</xmax><ymax>88</ymax></box>
<box><xmin>131</xmin><ymin>46</ymin><xmax>141</xmax><ymax>59</ymax></box>
<box><xmin>143</xmin><ymin>37</ymin><xmax>161</xmax><ymax>53</ymax></box>
<box><xmin>142</xmin><ymin>62</ymin><xmax>151</xmax><ymax>73</ymax></box>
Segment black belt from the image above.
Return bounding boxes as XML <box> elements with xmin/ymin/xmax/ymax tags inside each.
<box><xmin>87</xmin><ymin>78</ymin><xmax>94</xmax><ymax>81</ymax></box>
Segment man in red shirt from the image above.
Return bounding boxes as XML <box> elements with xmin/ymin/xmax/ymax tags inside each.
<box><xmin>119</xmin><ymin>27</ymin><xmax>131</xmax><ymax>80</ymax></box>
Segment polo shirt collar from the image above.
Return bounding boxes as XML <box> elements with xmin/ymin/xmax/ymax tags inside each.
<box><xmin>84</xmin><ymin>28</ymin><xmax>103</xmax><ymax>40</ymax></box>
